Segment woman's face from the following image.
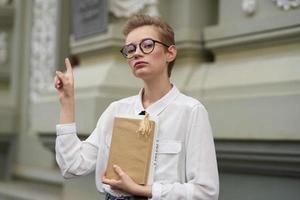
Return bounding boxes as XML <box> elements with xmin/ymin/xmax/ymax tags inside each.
<box><xmin>125</xmin><ymin>25</ymin><xmax>174</xmax><ymax>81</ymax></box>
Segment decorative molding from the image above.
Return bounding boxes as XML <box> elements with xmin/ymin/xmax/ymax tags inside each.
<box><xmin>204</xmin><ymin>3</ymin><xmax>300</xmax><ymax>51</ymax></box>
<box><xmin>71</xmin><ymin>35</ymin><xmax>204</xmax><ymax>56</ymax></box>
<box><xmin>109</xmin><ymin>0</ymin><xmax>159</xmax><ymax>17</ymax></box>
<box><xmin>30</xmin><ymin>0</ymin><xmax>58</xmax><ymax>101</ymax></box>
<box><xmin>38</xmin><ymin>133</ymin><xmax>87</xmax><ymax>153</ymax></box>
<box><xmin>38</xmin><ymin>134</ymin><xmax>300</xmax><ymax>178</ymax></box>
<box><xmin>272</xmin><ymin>0</ymin><xmax>300</xmax><ymax>10</ymax></box>
<box><xmin>38</xmin><ymin>134</ymin><xmax>56</xmax><ymax>153</ymax></box>
<box><xmin>70</xmin><ymin>25</ymin><xmax>203</xmax><ymax>55</ymax></box>
<box><xmin>13</xmin><ymin>165</ymin><xmax>63</xmax><ymax>185</ymax></box>
<box><xmin>70</xmin><ymin>26</ymin><xmax>124</xmax><ymax>54</ymax></box>
<box><xmin>204</xmin><ymin>23</ymin><xmax>300</xmax><ymax>51</ymax></box>
<box><xmin>215</xmin><ymin>140</ymin><xmax>300</xmax><ymax>177</ymax></box>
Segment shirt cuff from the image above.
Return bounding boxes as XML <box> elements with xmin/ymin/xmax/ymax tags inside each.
<box><xmin>56</xmin><ymin>123</ymin><xmax>76</xmax><ymax>135</ymax></box>
<box><xmin>151</xmin><ymin>182</ymin><xmax>162</xmax><ymax>200</ymax></box>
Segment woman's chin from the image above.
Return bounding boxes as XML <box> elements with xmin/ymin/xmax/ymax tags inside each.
<box><xmin>133</xmin><ymin>71</ymin><xmax>152</xmax><ymax>81</ymax></box>
<box><xmin>133</xmin><ymin>69</ymin><xmax>148</xmax><ymax>78</ymax></box>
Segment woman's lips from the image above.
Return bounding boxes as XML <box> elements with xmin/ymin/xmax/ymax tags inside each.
<box><xmin>134</xmin><ymin>61</ymin><xmax>148</xmax><ymax>68</ymax></box>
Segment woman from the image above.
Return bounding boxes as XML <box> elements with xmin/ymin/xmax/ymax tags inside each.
<box><xmin>54</xmin><ymin>15</ymin><xmax>219</xmax><ymax>200</ymax></box>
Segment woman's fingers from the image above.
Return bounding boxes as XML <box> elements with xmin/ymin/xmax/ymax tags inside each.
<box><xmin>54</xmin><ymin>75</ymin><xmax>61</xmax><ymax>89</ymax></box>
<box><xmin>113</xmin><ymin>165</ymin><xmax>125</xmax><ymax>177</ymax></box>
<box><xmin>54</xmin><ymin>75</ymin><xmax>61</xmax><ymax>85</ymax></box>
<box><xmin>55</xmin><ymin>58</ymin><xmax>73</xmax><ymax>85</ymax></box>
<box><xmin>101</xmin><ymin>172</ymin><xmax>120</xmax><ymax>186</ymax></box>
<box><xmin>65</xmin><ymin>58</ymin><xmax>73</xmax><ymax>74</ymax></box>
<box><xmin>55</xmin><ymin>71</ymin><xmax>66</xmax><ymax>84</ymax></box>
<box><xmin>54</xmin><ymin>76</ymin><xmax>58</xmax><ymax>88</ymax></box>
<box><xmin>54</xmin><ymin>58</ymin><xmax>74</xmax><ymax>94</ymax></box>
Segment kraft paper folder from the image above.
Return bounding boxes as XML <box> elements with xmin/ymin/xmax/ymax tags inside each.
<box><xmin>106</xmin><ymin>115</ymin><xmax>158</xmax><ymax>185</ymax></box>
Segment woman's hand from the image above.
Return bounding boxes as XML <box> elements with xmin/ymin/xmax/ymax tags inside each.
<box><xmin>54</xmin><ymin>58</ymin><xmax>74</xmax><ymax>101</ymax></box>
<box><xmin>54</xmin><ymin>58</ymin><xmax>75</xmax><ymax>124</ymax></box>
<box><xmin>102</xmin><ymin>165</ymin><xmax>152</xmax><ymax>198</ymax></box>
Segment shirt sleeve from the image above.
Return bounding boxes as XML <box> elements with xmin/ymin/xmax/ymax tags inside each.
<box><xmin>55</xmin><ymin>103</ymin><xmax>115</xmax><ymax>179</ymax></box>
<box><xmin>151</xmin><ymin>105</ymin><xmax>219</xmax><ymax>200</ymax></box>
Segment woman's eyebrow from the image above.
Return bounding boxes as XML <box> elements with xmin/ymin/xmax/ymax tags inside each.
<box><xmin>125</xmin><ymin>39</ymin><xmax>140</xmax><ymax>45</ymax></box>
<box><xmin>125</xmin><ymin>42</ymin><xmax>135</xmax><ymax>46</ymax></box>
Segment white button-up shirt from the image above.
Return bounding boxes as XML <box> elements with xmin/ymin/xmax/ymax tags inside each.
<box><xmin>56</xmin><ymin>85</ymin><xmax>219</xmax><ymax>200</ymax></box>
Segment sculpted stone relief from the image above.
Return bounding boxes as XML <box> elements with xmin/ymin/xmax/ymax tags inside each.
<box><xmin>272</xmin><ymin>0</ymin><xmax>300</xmax><ymax>10</ymax></box>
<box><xmin>242</xmin><ymin>0</ymin><xmax>257</xmax><ymax>16</ymax></box>
<box><xmin>30</xmin><ymin>0</ymin><xmax>58</xmax><ymax>100</ymax></box>
<box><xmin>109</xmin><ymin>0</ymin><xmax>159</xmax><ymax>17</ymax></box>
<box><xmin>241</xmin><ymin>0</ymin><xmax>299</xmax><ymax>17</ymax></box>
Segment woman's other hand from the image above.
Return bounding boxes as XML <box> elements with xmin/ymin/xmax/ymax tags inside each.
<box><xmin>102</xmin><ymin>165</ymin><xmax>152</xmax><ymax>198</ymax></box>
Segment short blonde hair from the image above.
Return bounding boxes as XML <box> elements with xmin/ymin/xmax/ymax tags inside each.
<box><xmin>123</xmin><ymin>15</ymin><xmax>176</xmax><ymax>77</ymax></box>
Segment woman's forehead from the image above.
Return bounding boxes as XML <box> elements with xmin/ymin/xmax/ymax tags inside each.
<box><xmin>125</xmin><ymin>25</ymin><xmax>160</xmax><ymax>44</ymax></box>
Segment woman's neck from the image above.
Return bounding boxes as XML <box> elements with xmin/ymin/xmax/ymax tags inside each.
<box><xmin>142</xmin><ymin>77</ymin><xmax>172</xmax><ymax>109</ymax></box>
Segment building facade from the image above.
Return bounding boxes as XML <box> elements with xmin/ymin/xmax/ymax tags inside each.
<box><xmin>0</xmin><ymin>0</ymin><xmax>299</xmax><ymax>199</ymax></box>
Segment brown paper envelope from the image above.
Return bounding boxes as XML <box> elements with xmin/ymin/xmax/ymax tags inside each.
<box><xmin>106</xmin><ymin>117</ymin><xmax>155</xmax><ymax>185</ymax></box>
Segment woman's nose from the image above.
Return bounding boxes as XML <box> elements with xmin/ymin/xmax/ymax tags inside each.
<box><xmin>133</xmin><ymin>45</ymin><xmax>143</xmax><ymax>57</ymax></box>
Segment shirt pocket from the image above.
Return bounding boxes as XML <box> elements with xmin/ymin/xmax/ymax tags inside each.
<box><xmin>155</xmin><ymin>140</ymin><xmax>182</xmax><ymax>181</ymax></box>
<box><xmin>157</xmin><ymin>140</ymin><xmax>182</xmax><ymax>154</ymax></box>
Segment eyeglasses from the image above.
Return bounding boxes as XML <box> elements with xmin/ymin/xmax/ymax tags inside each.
<box><xmin>120</xmin><ymin>38</ymin><xmax>170</xmax><ymax>59</ymax></box>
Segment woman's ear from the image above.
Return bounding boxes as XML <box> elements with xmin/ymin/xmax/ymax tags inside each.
<box><xmin>166</xmin><ymin>45</ymin><xmax>177</xmax><ymax>63</ymax></box>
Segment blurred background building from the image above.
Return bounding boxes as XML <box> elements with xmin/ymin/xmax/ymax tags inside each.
<box><xmin>0</xmin><ymin>0</ymin><xmax>299</xmax><ymax>199</ymax></box>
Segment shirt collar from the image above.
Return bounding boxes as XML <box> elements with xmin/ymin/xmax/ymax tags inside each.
<box><xmin>134</xmin><ymin>84</ymin><xmax>180</xmax><ymax>116</ymax></box>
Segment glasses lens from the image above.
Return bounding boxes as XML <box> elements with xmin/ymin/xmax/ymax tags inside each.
<box><xmin>141</xmin><ymin>39</ymin><xmax>155</xmax><ymax>54</ymax></box>
<box><xmin>122</xmin><ymin>44</ymin><xmax>136</xmax><ymax>58</ymax></box>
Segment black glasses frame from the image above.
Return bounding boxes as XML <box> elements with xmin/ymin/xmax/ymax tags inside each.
<box><xmin>120</xmin><ymin>38</ymin><xmax>170</xmax><ymax>59</ymax></box>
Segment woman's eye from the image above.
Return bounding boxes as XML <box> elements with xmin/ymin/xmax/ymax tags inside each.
<box><xmin>142</xmin><ymin>41</ymin><xmax>154</xmax><ymax>49</ymax></box>
<box><xmin>126</xmin><ymin>45</ymin><xmax>136</xmax><ymax>54</ymax></box>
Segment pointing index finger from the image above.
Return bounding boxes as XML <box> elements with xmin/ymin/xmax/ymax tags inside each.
<box><xmin>65</xmin><ymin>58</ymin><xmax>72</xmax><ymax>73</ymax></box>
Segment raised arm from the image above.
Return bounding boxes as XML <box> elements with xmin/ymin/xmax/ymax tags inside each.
<box><xmin>54</xmin><ymin>58</ymin><xmax>75</xmax><ymax>124</ymax></box>
<box><xmin>54</xmin><ymin>58</ymin><xmax>98</xmax><ymax>178</ymax></box>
